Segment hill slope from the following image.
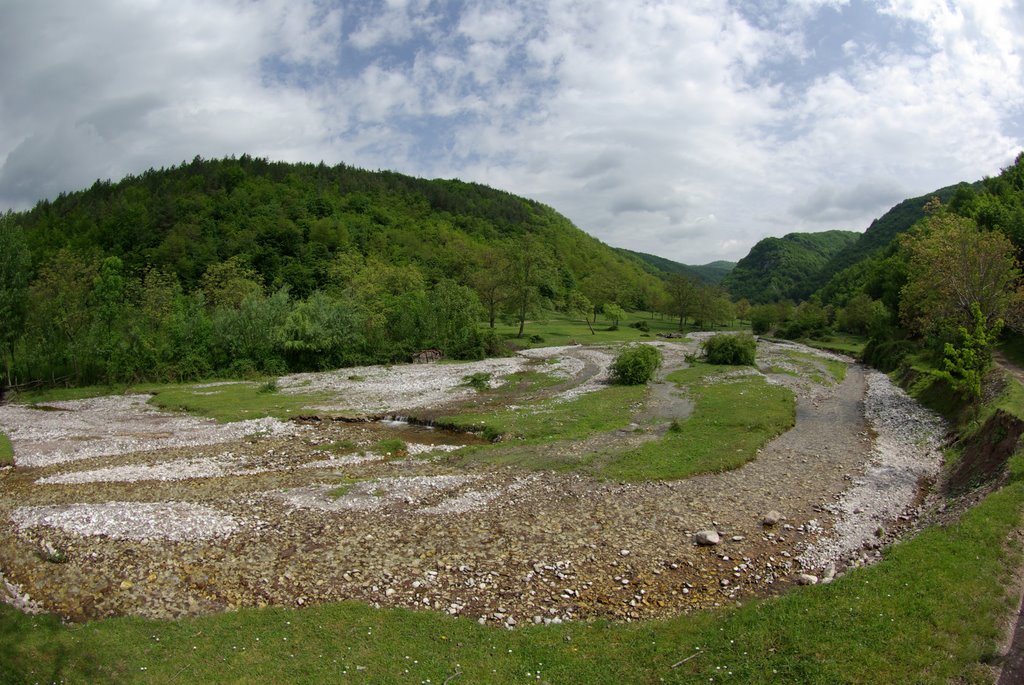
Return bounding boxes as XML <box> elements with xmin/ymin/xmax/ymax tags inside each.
<box><xmin>2</xmin><ymin>155</ymin><xmax>669</xmax><ymax>386</ymax></box>
<box><xmin>615</xmin><ymin>248</ymin><xmax>735</xmax><ymax>284</ymax></box>
<box><xmin>12</xmin><ymin>155</ymin><xmax>663</xmax><ymax>307</ymax></box>
<box><xmin>809</xmin><ymin>183</ymin><xmax>968</xmax><ymax>295</ymax></box>
<box><xmin>722</xmin><ymin>230</ymin><xmax>860</xmax><ymax>303</ymax></box>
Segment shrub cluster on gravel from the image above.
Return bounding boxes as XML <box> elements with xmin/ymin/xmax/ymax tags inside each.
<box><xmin>702</xmin><ymin>333</ymin><xmax>757</xmax><ymax>365</ymax></box>
<box><xmin>609</xmin><ymin>344</ymin><xmax>662</xmax><ymax>385</ymax></box>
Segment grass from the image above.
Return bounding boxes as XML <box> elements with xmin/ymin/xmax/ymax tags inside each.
<box><xmin>327</xmin><ymin>478</ymin><xmax>363</xmax><ymax>499</ymax></box>
<box><xmin>440</xmin><ymin>383</ymin><xmax>645</xmax><ymax>444</ymax></box>
<box><xmin>803</xmin><ymin>333</ymin><xmax>868</xmax><ymax>357</ymax></box>
<box><xmin>0</xmin><ymin>431</ymin><xmax>12</xmax><ymax>467</ymax></box>
<box><xmin>491</xmin><ymin>310</ymin><xmax>742</xmax><ymax>350</ymax></box>
<box><xmin>372</xmin><ymin>438</ymin><xmax>408</xmax><ymax>457</ymax></box>
<box><xmin>147</xmin><ymin>383</ymin><xmax>330</xmax><ymax>423</ymax></box>
<box><xmin>602</xmin><ymin>364</ymin><xmax>796</xmax><ymax>481</ymax></box>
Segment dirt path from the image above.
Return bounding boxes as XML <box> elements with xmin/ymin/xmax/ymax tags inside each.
<box><xmin>0</xmin><ymin>341</ymin><xmax>942</xmax><ymax>626</ymax></box>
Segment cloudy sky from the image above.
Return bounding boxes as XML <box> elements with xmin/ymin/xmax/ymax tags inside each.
<box><xmin>1</xmin><ymin>1</ymin><xmax>1022</xmax><ymax>263</ymax></box>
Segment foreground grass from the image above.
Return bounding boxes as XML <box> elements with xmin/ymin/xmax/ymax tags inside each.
<box><xmin>3</xmin><ymin>457</ymin><xmax>1020</xmax><ymax>684</ymax></box>
<box><xmin>602</xmin><ymin>364</ymin><xmax>795</xmax><ymax>481</ymax></box>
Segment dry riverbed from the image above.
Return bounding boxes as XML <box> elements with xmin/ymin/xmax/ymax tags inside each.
<box><xmin>0</xmin><ymin>339</ymin><xmax>944</xmax><ymax>626</ymax></box>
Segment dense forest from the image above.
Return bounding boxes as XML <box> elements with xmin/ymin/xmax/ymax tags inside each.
<box><xmin>0</xmin><ymin>155</ymin><xmax>684</xmax><ymax>388</ymax></box>
<box><xmin>802</xmin><ymin>154</ymin><xmax>1024</xmax><ymax>401</ymax></box>
<box><xmin>722</xmin><ymin>230</ymin><xmax>860</xmax><ymax>303</ymax></box>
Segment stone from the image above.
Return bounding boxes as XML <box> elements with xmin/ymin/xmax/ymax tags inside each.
<box><xmin>762</xmin><ymin>511</ymin><xmax>783</xmax><ymax>526</ymax></box>
<box><xmin>796</xmin><ymin>574</ymin><xmax>818</xmax><ymax>586</ymax></box>
<box><xmin>695</xmin><ymin>530</ymin><xmax>720</xmax><ymax>546</ymax></box>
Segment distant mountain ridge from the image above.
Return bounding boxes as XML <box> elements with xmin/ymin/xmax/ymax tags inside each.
<box><xmin>722</xmin><ymin>230</ymin><xmax>860</xmax><ymax>303</ymax></box>
<box><xmin>615</xmin><ymin>248</ymin><xmax>735</xmax><ymax>284</ymax></box>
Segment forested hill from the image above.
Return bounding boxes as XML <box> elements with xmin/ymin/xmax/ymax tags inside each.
<box><xmin>808</xmin><ymin>182</ymin><xmax>969</xmax><ymax>295</ymax></box>
<box><xmin>722</xmin><ymin>230</ymin><xmax>860</xmax><ymax>303</ymax></box>
<box><xmin>0</xmin><ymin>155</ymin><xmax>668</xmax><ymax>387</ymax></box>
<box><xmin>614</xmin><ymin>248</ymin><xmax>734</xmax><ymax>284</ymax></box>
<box><xmin>12</xmin><ymin>155</ymin><xmax>660</xmax><ymax>303</ymax></box>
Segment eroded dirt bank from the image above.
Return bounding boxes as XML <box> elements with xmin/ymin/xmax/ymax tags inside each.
<box><xmin>0</xmin><ymin>340</ymin><xmax>943</xmax><ymax>626</ymax></box>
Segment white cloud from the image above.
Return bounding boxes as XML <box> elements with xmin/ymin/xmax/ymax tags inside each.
<box><xmin>0</xmin><ymin>0</ymin><xmax>1021</xmax><ymax>265</ymax></box>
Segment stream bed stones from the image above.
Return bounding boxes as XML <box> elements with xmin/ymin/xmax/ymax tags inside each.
<box><xmin>0</xmin><ymin>341</ymin><xmax>945</xmax><ymax>624</ymax></box>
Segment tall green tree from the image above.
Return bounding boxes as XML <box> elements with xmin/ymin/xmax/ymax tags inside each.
<box><xmin>503</xmin><ymin>238</ymin><xmax>553</xmax><ymax>338</ymax></box>
<box><xmin>667</xmin><ymin>275</ymin><xmax>698</xmax><ymax>329</ymax></box>
<box><xmin>899</xmin><ymin>211</ymin><xmax>1022</xmax><ymax>338</ymax></box>
<box><xmin>0</xmin><ymin>213</ymin><xmax>30</xmax><ymax>389</ymax></box>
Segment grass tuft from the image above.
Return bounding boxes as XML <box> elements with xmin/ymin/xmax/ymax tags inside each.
<box><xmin>0</xmin><ymin>431</ymin><xmax>11</xmax><ymax>467</ymax></box>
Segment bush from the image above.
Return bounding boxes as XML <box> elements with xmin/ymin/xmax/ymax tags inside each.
<box><xmin>610</xmin><ymin>344</ymin><xmax>662</xmax><ymax>385</ymax></box>
<box><xmin>629</xmin><ymin>320</ymin><xmax>650</xmax><ymax>332</ymax></box>
<box><xmin>863</xmin><ymin>337</ymin><xmax>917</xmax><ymax>372</ymax></box>
<box><xmin>702</xmin><ymin>333</ymin><xmax>756</xmax><ymax>365</ymax></box>
<box><xmin>462</xmin><ymin>372</ymin><xmax>492</xmax><ymax>391</ymax></box>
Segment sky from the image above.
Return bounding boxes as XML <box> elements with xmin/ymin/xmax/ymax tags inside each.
<box><xmin>1</xmin><ymin>0</ymin><xmax>1022</xmax><ymax>264</ymax></box>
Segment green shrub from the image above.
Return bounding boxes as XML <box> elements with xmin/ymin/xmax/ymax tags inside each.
<box><xmin>462</xmin><ymin>372</ymin><xmax>492</xmax><ymax>391</ymax></box>
<box><xmin>629</xmin><ymin>320</ymin><xmax>650</xmax><ymax>332</ymax></box>
<box><xmin>610</xmin><ymin>344</ymin><xmax>662</xmax><ymax>385</ymax></box>
<box><xmin>702</xmin><ymin>333</ymin><xmax>757</xmax><ymax>365</ymax></box>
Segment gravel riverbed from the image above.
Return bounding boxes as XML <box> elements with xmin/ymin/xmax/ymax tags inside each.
<box><xmin>0</xmin><ymin>340</ymin><xmax>945</xmax><ymax>624</ymax></box>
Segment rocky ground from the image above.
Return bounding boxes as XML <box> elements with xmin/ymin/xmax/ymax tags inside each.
<box><xmin>0</xmin><ymin>338</ymin><xmax>944</xmax><ymax>627</ymax></box>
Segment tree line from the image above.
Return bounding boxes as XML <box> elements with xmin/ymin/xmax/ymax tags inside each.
<box><xmin>1</xmin><ymin>156</ymin><xmax>743</xmax><ymax>390</ymax></box>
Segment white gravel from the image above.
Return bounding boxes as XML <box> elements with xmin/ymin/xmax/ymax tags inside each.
<box><xmin>798</xmin><ymin>370</ymin><xmax>945</xmax><ymax>571</ymax></box>
<box><xmin>278</xmin><ymin>346</ymin><xmax>612</xmax><ymax>413</ymax></box>
<box><xmin>279</xmin><ymin>357</ymin><xmax>534</xmax><ymax>413</ymax></box>
<box><xmin>11</xmin><ymin>501</ymin><xmax>242</xmax><ymax>541</ymax></box>
<box><xmin>0</xmin><ymin>395</ymin><xmax>305</xmax><ymax>468</ymax></box>
<box><xmin>35</xmin><ymin>452</ymin><xmax>272</xmax><ymax>485</ymax></box>
<box><xmin>272</xmin><ymin>475</ymin><xmax>481</xmax><ymax>512</ymax></box>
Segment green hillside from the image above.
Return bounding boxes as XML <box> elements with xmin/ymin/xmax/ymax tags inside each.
<box><xmin>810</xmin><ymin>183</ymin><xmax>968</xmax><ymax>296</ymax></box>
<box><xmin>614</xmin><ymin>247</ymin><xmax>735</xmax><ymax>284</ymax></box>
<box><xmin>722</xmin><ymin>230</ymin><xmax>860</xmax><ymax>303</ymax></box>
<box><xmin>0</xmin><ymin>155</ymin><xmax>667</xmax><ymax>388</ymax></box>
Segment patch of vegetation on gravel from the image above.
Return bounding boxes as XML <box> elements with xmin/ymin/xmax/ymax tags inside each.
<box><xmin>601</xmin><ymin>363</ymin><xmax>795</xmax><ymax>481</ymax></box>
<box><xmin>440</xmin><ymin>384</ymin><xmax>645</xmax><ymax>443</ymax></box>
<box><xmin>0</xmin><ymin>431</ymin><xmax>12</xmax><ymax>467</ymax></box>
<box><xmin>148</xmin><ymin>382</ymin><xmax>332</xmax><ymax>423</ymax></box>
